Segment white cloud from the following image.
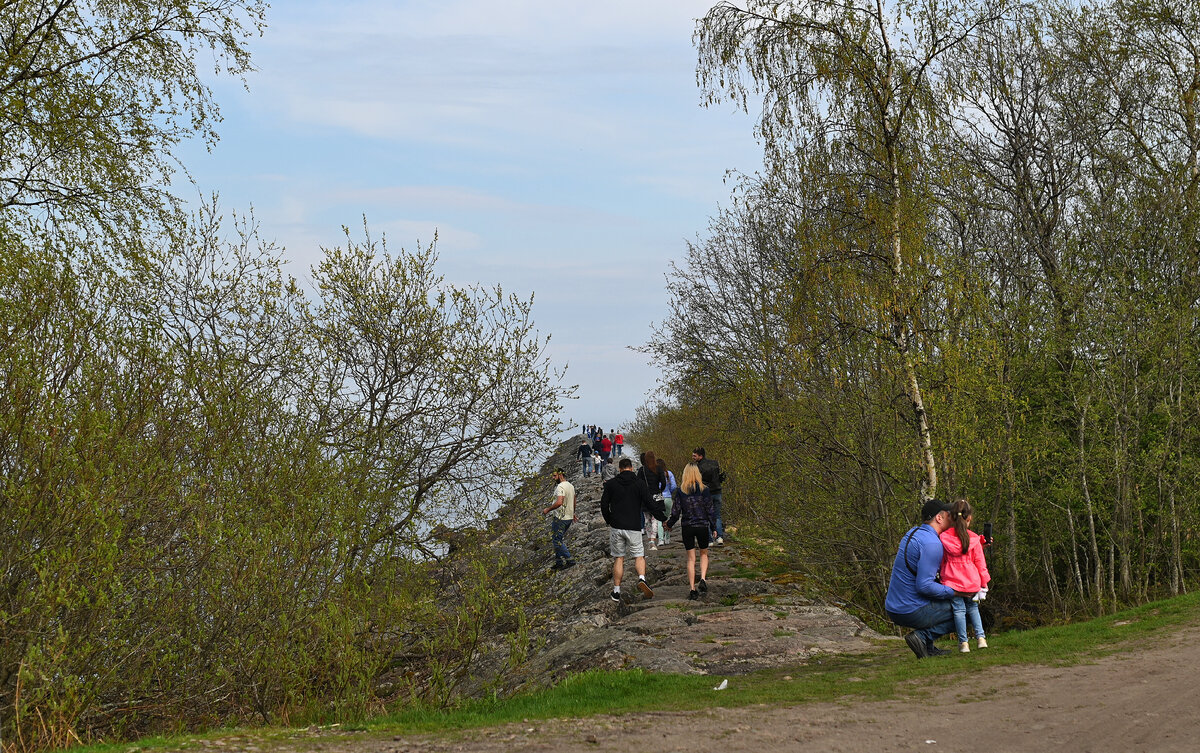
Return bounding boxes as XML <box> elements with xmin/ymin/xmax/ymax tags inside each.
<box><xmin>247</xmin><ymin>0</ymin><xmax>741</xmax><ymax>155</ymax></box>
<box><xmin>186</xmin><ymin>0</ymin><xmax>764</xmax><ymax>428</ymax></box>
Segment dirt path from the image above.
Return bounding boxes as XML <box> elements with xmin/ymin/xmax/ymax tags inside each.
<box><xmin>359</xmin><ymin>623</ymin><xmax>1198</xmax><ymax>753</ymax></box>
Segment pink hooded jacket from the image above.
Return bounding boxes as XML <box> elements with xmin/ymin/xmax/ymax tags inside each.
<box><xmin>939</xmin><ymin>528</ymin><xmax>991</xmax><ymax>593</ymax></box>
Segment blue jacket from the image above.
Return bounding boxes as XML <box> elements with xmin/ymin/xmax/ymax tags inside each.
<box><xmin>884</xmin><ymin>524</ymin><xmax>956</xmax><ymax>615</ymax></box>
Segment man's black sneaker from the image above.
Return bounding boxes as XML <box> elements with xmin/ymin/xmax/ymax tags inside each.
<box><xmin>610</xmin><ymin>590</ymin><xmax>621</xmax><ymax>602</ymax></box>
<box><xmin>550</xmin><ymin>561</ymin><xmax>564</xmax><ymax>571</ymax></box>
<box><xmin>688</xmin><ymin>589</ymin><xmax>699</xmax><ymax>600</ymax></box>
<box><xmin>905</xmin><ymin>632</ymin><xmax>930</xmax><ymax>659</ymax></box>
<box><xmin>563</xmin><ymin>560</ymin><xmax>576</xmax><ymax>569</ymax></box>
<box><xmin>927</xmin><ymin>645</ymin><xmax>950</xmax><ymax>657</ymax></box>
<box><xmin>637</xmin><ymin>580</ymin><xmax>654</xmax><ymax>599</ymax></box>
<box><xmin>698</xmin><ymin>579</ymin><xmax>708</xmax><ymax>594</ymax></box>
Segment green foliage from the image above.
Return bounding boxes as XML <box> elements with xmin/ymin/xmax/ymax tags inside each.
<box><xmin>0</xmin><ymin>0</ymin><xmax>267</xmax><ymax>254</ymax></box>
<box><xmin>643</xmin><ymin>0</ymin><xmax>1200</xmax><ymax>623</ymax></box>
<box><xmin>0</xmin><ymin>212</ymin><xmax>568</xmax><ymax>750</ymax></box>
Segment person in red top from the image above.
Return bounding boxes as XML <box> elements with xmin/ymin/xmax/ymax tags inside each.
<box><xmin>614</xmin><ymin>431</ymin><xmax>624</xmax><ymax>456</ymax></box>
<box><xmin>599</xmin><ymin>434</ymin><xmax>613</xmax><ymax>462</ymax></box>
<box><xmin>938</xmin><ymin>498</ymin><xmax>991</xmax><ymax>652</ymax></box>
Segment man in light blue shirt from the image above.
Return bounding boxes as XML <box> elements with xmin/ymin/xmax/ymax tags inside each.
<box><xmin>885</xmin><ymin>499</ymin><xmax>957</xmax><ymax>658</ymax></box>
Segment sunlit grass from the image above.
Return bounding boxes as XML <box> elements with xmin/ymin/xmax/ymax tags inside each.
<box><xmin>70</xmin><ymin>590</ymin><xmax>1200</xmax><ymax>752</ymax></box>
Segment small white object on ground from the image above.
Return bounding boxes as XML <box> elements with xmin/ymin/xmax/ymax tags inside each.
<box><xmin>713</xmin><ymin>679</ymin><xmax>728</xmax><ymax>691</ymax></box>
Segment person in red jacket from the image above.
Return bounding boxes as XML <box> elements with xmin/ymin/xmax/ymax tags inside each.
<box><xmin>600</xmin><ymin>433</ymin><xmax>612</xmax><ymax>461</ymax></box>
<box><xmin>939</xmin><ymin>498</ymin><xmax>991</xmax><ymax>652</ymax></box>
<box><xmin>614</xmin><ymin>431</ymin><xmax>624</xmax><ymax>456</ymax></box>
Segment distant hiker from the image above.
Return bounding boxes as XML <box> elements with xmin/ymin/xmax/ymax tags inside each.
<box><xmin>578</xmin><ymin>437</ymin><xmax>595</xmax><ymax>477</ymax></box>
<box><xmin>885</xmin><ymin>499</ymin><xmax>957</xmax><ymax>658</ymax></box>
<box><xmin>592</xmin><ymin>433</ymin><xmax>604</xmax><ymax>459</ymax></box>
<box><xmin>542</xmin><ymin>468</ymin><xmax>577</xmax><ymax>570</ymax></box>
<box><xmin>614</xmin><ymin>431</ymin><xmax>625</xmax><ymax>456</ymax></box>
<box><xmin>600</xmin><ymin>434</ymin><xmax>613</xmax><ymax>462</ymax></box>
<box><xmin>939</xmin><ymin>499</ymin><xmax>991</xmax><ymax>652</ymax></box>
<box><xmin>599</xmin><ymin>456</ymin><xmax>616</xmax><ymax>480</ymax></box>
<box><xmin>693</xmin><ymin>447</ymin><xmax>727</xmax><ymax>544</ymax></box>
<box><xmin>601</xmin><ymin>457</ymin><xmax>666</xmax><ymax>601</ymax></box>
<box><xmin>665</xmin><ymin>462</ymin><xmax>716</xmax><ymax>600</ymax></box>
<box><xmin>656</xmin><ymin>458</ymin><xmax>676</xmax><ymax>546</ymax></box>
<box><xmin>637</xmin><ymin>451</ymin><xmax>666</xmax><ymax>550</ymax></box>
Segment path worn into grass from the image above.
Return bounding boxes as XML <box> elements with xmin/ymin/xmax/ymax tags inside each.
<box><xmin>356</xmin><ymin>622</ymin><xmax>1197</xmax><ymax>753</ymax></box>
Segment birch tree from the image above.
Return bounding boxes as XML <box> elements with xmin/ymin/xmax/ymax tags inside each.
<box><xmin>696</xmin><ymin>0</ymin><xmax>1000</xmax><ymax>500</ymax></box>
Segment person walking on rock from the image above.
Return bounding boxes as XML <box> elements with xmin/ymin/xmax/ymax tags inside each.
<box><xmin>578</xmin><ymin>436</ymin><xmax>595</xmax><ymax>477</ymax></box>
<box><xmin>542</xmin><ymin>468</ymin><xmax>577</xmax><ymax>570</ymax></box>
<box><xmin>693</xmin><ymin>447</ymin><xmax>727</xmax><ymax>544</ymax></box>
<box><xmin>599</xmin><ymin>455</ymin><xmax>615</xmax><ymax>480</ymax></box>
<box><xmin>637</xmin><ymin>451</ymin><xmax>666</xmax><ymax>550</ymax></box>
<box><xmin>600</xmin><ymin>433</ymin><xmax>613</xmax><ymax>463</ymax></box>
<box><xmin>666</xmin><ymin>462</ymin><xmax>717</xmax><ymax>600</ymax></box>
<box><xmin>614</xmin><ymin>431</ymin><xmax>624</xmax><ymax>456</ymax></box>
<box><xmin>657</xmin><ymin>458</ymin><xmax>677</xmax><ymax>546</ymax></box>
<box><xmin>885</xmin><ymin>498</ymin><xmax>957</xmax><ymax>658</ymax></box>
<box><xmin>601</xmin><ymin>457</ymin><xmax>666</xmax><ymax>601</ymax></box>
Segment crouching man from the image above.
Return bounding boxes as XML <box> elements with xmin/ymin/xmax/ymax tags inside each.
<box><xmin>885</xmin><ymin>498</ymin><xmax>958</xmax><ymax>658</ymax></box>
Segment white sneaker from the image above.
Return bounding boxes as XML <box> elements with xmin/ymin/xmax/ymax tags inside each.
<box><xmin>959</xmin><ymin>641</ymin><xmax>970</xmax><ymax>653</ymax></box>
<box><xmin>977</xmin><ymin>637</ymin><xmax>988</xmax><ymax>649</ymax></box>
<box><xmin>716</xmin><ymin>537</ymin><xmax>724</xmax><ymax>545</ymax></box>
<box><xmin>649</xmin><ymin>542</ymin><xmax>658</xmax><ymax>551</ymax></box>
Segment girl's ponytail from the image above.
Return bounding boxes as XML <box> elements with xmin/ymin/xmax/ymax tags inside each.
<box><xmin>951</xmin><ymin>498</ymin><xmax>973</xmax><ymax>555</ymax></box>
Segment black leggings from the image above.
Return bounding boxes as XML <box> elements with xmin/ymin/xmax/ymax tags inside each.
<box><xmin>682</xmin><ymin>525</ymin><xmax>711</xmax><ymax>551</ymax></box>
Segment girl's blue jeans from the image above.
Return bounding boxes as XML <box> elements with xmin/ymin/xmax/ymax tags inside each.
<box><xmin>951</xmin><ymin>596</ymin><xmax>985</xmax><ymax>642</ymax></box>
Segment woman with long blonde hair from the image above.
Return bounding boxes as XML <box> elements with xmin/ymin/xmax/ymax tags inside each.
<box><xmin>665</xmin><ymin>462</ymin><xmax>716</xmax><ymax>599</ymax></box>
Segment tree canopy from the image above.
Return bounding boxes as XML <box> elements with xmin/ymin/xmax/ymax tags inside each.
<box><xmin>638</xmin><ymin>0</ymin><xmax>1200</xmax><ymax>616</ymax></box>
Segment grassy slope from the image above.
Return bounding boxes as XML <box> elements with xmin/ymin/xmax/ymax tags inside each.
<box><xmin>78</xmin><ymin>590</ymin><xmax>1200</xmax><ymax>751</ymax></box>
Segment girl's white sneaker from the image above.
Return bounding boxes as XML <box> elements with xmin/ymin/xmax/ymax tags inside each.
<box><xmin>977</xmin><ymin>637</ymin><xmax>988</xmax><ymax>649</ymax></box>
<box><xmin>960</xmin><ymin>641</ymin><xmax>971</xmax><ymax>653</ymax></box>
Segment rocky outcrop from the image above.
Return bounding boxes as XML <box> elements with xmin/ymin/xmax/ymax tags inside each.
<box><xmin>443</xmin><ymin>437</ymin><xmax>888</xmax><ymax>695</ymax></box>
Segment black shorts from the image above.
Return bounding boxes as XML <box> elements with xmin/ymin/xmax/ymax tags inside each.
<box><xmin>682</xmin><ymin>525</ymin><xmax>711</xmax><ymax>551</ymax></box>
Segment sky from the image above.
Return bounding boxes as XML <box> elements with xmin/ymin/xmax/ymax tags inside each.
<box><xmin>178</xmin><ymin>0</ymin><xmax>763</xmax><ymax>433</ymax></box>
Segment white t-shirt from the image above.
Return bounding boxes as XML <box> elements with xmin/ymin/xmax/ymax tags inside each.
<box><xmin>553</xmin><ymin>480</ymin><xmax>576</xmax><ymax>520</ymax></box>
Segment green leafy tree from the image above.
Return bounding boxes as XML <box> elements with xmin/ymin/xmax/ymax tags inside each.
<box><xmin>696</xmin><ymin>0</ymin><xmax>1000</xmax><ymax>501</ymax></box>
<box><xmin>0</xmin><ymin>0</ymin><xmax>266</xmax><ymax>253</ymax></box>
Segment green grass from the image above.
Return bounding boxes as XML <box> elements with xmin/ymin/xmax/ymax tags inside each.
<box><xmin>69</xmin><ymin>590</ymin><xmax>1200</xmax><ymax>752</ymax></box>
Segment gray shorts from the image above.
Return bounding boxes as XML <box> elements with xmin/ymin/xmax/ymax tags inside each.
<box><xmin>609</xmin><ymin>528</ymin><xmax>644</xmax><ymax>558</ymax></box>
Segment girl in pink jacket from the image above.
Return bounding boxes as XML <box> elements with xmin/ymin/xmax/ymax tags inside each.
<box><xmin>939</xmin><ymin>499</ymin><xmax>991</xmax><ymax>652</ymax></box>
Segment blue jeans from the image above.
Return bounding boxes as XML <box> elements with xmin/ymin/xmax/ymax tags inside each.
<box><xmin>615</xmin><ymin>444</ymin><xmax>623</xmax><ymax>456</ymax></box>
<box><xmin>582</xmin><ymin>456</ymin><xmax>594</xmax><ymax>476</ymax></box>
<box><xmin>711</xmin><ymin>493</ymin><xmax>725</xmax><ymax>539</ymax></box>
<box><xmin>551</xmin><ymin>517</ymin><xmax>572</xmax><ymax>562</ymax></box>
<box><xmin>951</xmin><ymin>596</ymin><xmax>985</xmax><ymax>642</ymax></box>
<box><xmin>887</xmin><ymin>599</ymin><xmax>956</xmax><ymax>650</ymax></box>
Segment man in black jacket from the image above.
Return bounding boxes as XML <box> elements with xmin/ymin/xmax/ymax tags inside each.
<box><xmin>578</xmin><ymin>436</ymin><xmax>595</xmax><ymax>477</ymax></box>
<box><xmin>693</xmin><ymin>447</ymin><xmax>727</xmax><ymax>545</ymax></box>
<box><xmin>600</xmin><ymin>457</ymin><xmax>667</xmax><ymax>601</ymax></box>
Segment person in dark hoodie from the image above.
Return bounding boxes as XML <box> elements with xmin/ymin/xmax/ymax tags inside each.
<box><xmin>637</xmin><ymin>451</ymin><xmax>666</xmax><ymax>550</ymax></box>
<box><xmin>578</xmin><ymin>436</ymin><xmax>595</xmax><ymax>477</ymax></box>
<box><xmin>600</xmin><ymin>457</ymin><xmax>667</xmax><ymax>601</ymax></box>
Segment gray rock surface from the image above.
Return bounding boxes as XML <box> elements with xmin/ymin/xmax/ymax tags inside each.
<box><xmin>441</xmin><ymin>436</ymin><xmax>888</xmax><ymax>695</ymax></box>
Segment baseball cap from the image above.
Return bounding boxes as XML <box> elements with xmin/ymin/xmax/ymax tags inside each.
<box><xmin>920</xmin><ymin>498</ymin><xmax>951</xmax><ymax>521</ymax></box>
